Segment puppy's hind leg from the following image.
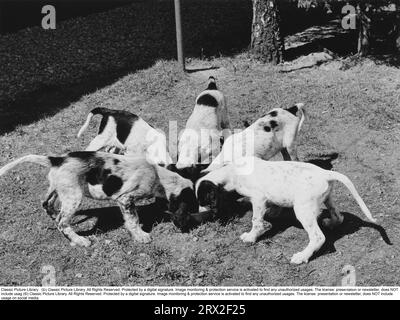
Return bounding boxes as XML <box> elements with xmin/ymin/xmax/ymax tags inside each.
<box><xmin>291</xmin><ymin>202</ymin><xmax>325</xmax><ymax>264</ymax></box>
<box><xmin>57</xmin><ymin>190</ymin><xmax>90</xmax><ymax>247</ymax></box>
<box><xmin>118</xmin><ymin>196</ymin><xmax>151</xmax><ymax>243</ymax></box>
<box><xmin>322</xmin><ymin>194</ymin><xmax>344</xmax><ymax>229</ymax></box>
<box><xmin>42</xmin><ymin>176</ymin><xmax>59</xmax><ymax>220</ymax></box>
<box><xmin>42</xmin><ymin>189</ymin><xmax>59</xmax><ymax>221</ymax></box>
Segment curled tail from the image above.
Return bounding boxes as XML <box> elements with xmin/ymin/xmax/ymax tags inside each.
<box><xmin>0</xmin><ymin>155</ymin><xmax>53</xmax><ymax>177</ymax></box>
<box><xmin>77</xmin><ymin>107</ymin><xmax>111</xmax><ymax>138</ymax></box>
<box><xmin>327</xmin><ymin>171</ymin><xmax>376</xmax><ymax>223</ymax></box>
<box><xmin>295</xmin><ymin>103</ymin><xmax>306</xmax><ymax>134</ymax></box>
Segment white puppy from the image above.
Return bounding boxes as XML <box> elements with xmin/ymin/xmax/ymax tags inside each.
<box><xmin>204</xmin><ymin>104</ymin><xmax>305</xmax><ymax>172</ymax></box>
<box><xmin>77</xmin><ymin>108</ymin><xmax>172</xmax><ymax>166</ymax></box>
<box><xmin>176</xmin><ymin>77</ymin><xmax>230</xmax><ymax>170</ymax></box>
<box><xmin>196</xmin><ymin>156</ymin><xmax>376</xmax><ymax>264</ymax></box>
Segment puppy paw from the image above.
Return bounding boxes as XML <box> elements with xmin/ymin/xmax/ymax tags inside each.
<box><xmin>240</xmin><ymin>232</ymin><xmax>257</xmax><ymax>243</ymax></box>
<box><xmin>290</xmin><ymin>252</ymin><xmax>309</xmax><ymax>264</ymax></box>
<box><xmin>70</xmin><ymin>236</ymin><xmax>91</xmax><ymax>248</ymax></box>
<box><xmin>134</xmin><ymin>231</ymin><xmax>152</xmax><ymax>244</ymax></box>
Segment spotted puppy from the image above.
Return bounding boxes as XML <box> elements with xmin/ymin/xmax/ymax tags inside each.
<box><xmin>204</xmin><ymin>103</ymin><xmax>305</xmax><ymax>172</ymax></box>
<box><xmin>176</xmin><ymin>76</ymin><xmax>230</xmax><ymax>172</ymax></box>
<box><xmin>196</xmin><ymin>156</ymin><xmax>376</xmax><ymax>264</ymax></box>
<box><xmin>0</xmin><ymin>152</ymin><xmax>197</xmax><ymax>247</ymax></box>
<box><xmin>77</xmin><ymin>108</ymin><xmax>172</xmax><ymax>166</ymax></box>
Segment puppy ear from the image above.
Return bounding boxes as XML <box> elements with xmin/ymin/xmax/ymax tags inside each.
<box><xmin>197</xmin><ymin>180</ymin><xmax>218</xmax><ymax>208</ymax></box>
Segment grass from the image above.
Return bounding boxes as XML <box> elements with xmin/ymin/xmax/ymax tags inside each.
<box><xmin>1</xmin><ymin>40</ymin><xmax>400</xmax><ymax>286</ymax></box>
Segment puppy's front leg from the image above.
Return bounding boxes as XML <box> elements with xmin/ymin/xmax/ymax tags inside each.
<box><xmin>118</xmin><ymin>196</ymin><xmax>151</xmax><ymax>243</ymax></box>
<box><xmin>240</xmin><ymin>198</ymin><xmax>271</xmax><ymax>243</ymax></box>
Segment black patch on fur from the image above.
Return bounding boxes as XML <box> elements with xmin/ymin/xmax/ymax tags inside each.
<box><xmin>90</xmin><ymin>108</ymin><xmax>139</xmax><ymax>143</ymax></box>
<box><xmin>169</xmin><ymin>187</ymin><xmax>199</xmax><ymax>232</ymax></box>
<box><xmin>286</xmin><ymin>105</ymin><xmax>298</xmax><ymax>116</ymax></box>
<box><xmin>49</xmin><ymin>156</ymin><xmax>65</xmax><ymax>167</ymax></box>
<box><xmin>243</xmin><ymin>120</ymin><xmax>251</xmax><ymax>128</ymax></box>
<box><xmin>86</xmin><ymin>167</ymin><xmax>103</xmax><ymax>185</ymax></box>
<box><xmin>264</xmin><ymin>126</ymin><xmax>271</xmax><ymax>132</ymax></box>
<box><xmin>207</xmin><ymin>77</ymin><xmax>218</xmax><ymax>90</ymax></box>
<box><xmin>69</xmin><ymin>151</ymin><xmax>97</xmax><ymax>162</ymax></box>
<box><xmin>113</xmin><ymin>159</ymin><xmax>120</xmax><ymax>165</ymax></box>
<box><xmin>269</xmin><ymin>110</ymin><xmax>278</xmax><ymax>117</ymax></box>
<box><xmin>103</xmin><ymin>175</ymin><xmax>123</xmax><ymax>196</ymax></box>
<box><xmin>115</xmin><ymin>113</ymin><xmax>138</xmax><ymax>144</ymax></box>
<box><xmin>196</xmin><ymin>93</ymin><xmax>218</xmax><ymax>107</ymax></box>
<box><xmin>85</xmin><ymin>161</ymin><xmax>112</xmax><ymax>186</ymax></box>
<box><xmin>270</xmin><ymin>120</ymin><xmax>278</xmax><ymax>129</ymax></box>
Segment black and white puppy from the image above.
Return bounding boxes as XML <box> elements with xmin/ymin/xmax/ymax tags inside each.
<box><xmin>176</xmin><ymin>76</ymin><xmax>230</xmax><ymax>170</ymax></box>
<box><xmin>196</xmin><ymin>156</ymin><xmax>376</xmax><ymax>264</ymax></box>
<box><xmin>0</xmin><ymin>152</ymin><xmax>198</xmax><ymax>247</ymax></box>
<box><xmin>77</xmin><ymin>108</ymin><xmax>172</xmax><ymax>166</ymax></box>
<box><xmin>204</xmin><ymin>103</ymin><xmax>305</xmax><ymax>172</ymax></box>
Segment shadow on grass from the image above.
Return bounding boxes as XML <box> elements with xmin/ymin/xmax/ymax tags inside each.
<box><xmin>0</xmin><ymin>0</ymin><xmax>252</xmax><ymax>135</ymax></box>
<box><xmin>73</xmin><ymin>200</ymin><xmax>172</xmax><ymax>236</ymax></box>
<box><xmin>306</xmin><ymin>152</ymin><xmax>339</xmax><ymax>170</ymax></box>
<box><xmin>260</xmin><ymin>209</ymin><xmax>392</xmax><ymax>262</ymax></box>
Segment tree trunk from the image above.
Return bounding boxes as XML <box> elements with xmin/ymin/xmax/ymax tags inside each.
<box><xmin>251</xmin><ymin>0</ymin><xmax>284</xmax><ymax>64</ymax></box>
<box><xmin>357</xmin><ymin>2</ymin><xmax>372</xmax><ymax>56</ymax></box>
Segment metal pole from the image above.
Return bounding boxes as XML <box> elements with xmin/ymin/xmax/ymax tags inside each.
<box><xmin>174</xmin><ymin>0</ymin><xmax>185</xmax><ymax>71</ymax></box>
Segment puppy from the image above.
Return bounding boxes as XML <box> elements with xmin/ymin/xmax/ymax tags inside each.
<box><xmin>204</xmin><ymin>104</ymin><xmax>305</xmax><ymax>172</ymax></box>
<box><xmin>176</xmin><ymin>76</ymin><xmax>230</xmax><ymax>171</ymax></box>
<box><xmin>0</xmin><ymin>152</ymin><xmax>197</xmax><ymax>247</ymax></box>
<box><xmin>196</xmin><ymin>156</ymin><xmax>376</xmax><ymax>264</ymax></box>
<box><xmin>77</xmin><ymin>108</ymin><xmax>172</xmax><ymax>166</ymax></box>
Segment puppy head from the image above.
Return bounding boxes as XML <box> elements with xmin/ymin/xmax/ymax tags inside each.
<box><xmin>197</xmin><ymin>180</ymin><xmax>219</xmax><ymax>210</ymax></box>
<box><xmin>197</xmin><ymin>179</ymin><xmax>241</xmax><ymax>221</ymax></box>
<box><xmin>169</xmin><ymin>187</ymin><xmax>199</xmax><ymax>232</ymax></box>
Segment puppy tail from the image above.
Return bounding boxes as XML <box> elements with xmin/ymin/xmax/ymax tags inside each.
<box><xmin>328</xmin><ymin>171</ymin><xmax>376</xmax><ymax>223</ymax></box>
<box><xmin>295</xmin><ymin>103</ymin><xmax>306</xmax><ymax>133</ymax></box>
<box><xmin>0</xmin><ymin>155</ymin><xmax>53</xmax><ymax>177</ymax></box>
<box><xmin>77</xmin><ymin>107</ymin><xmax>111</xmax><ymax>138</ymax></box>
<box><xmin>77</xmin><ymin>112</ymin><xmax>95</xmax><ymax>138</ymax></box>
